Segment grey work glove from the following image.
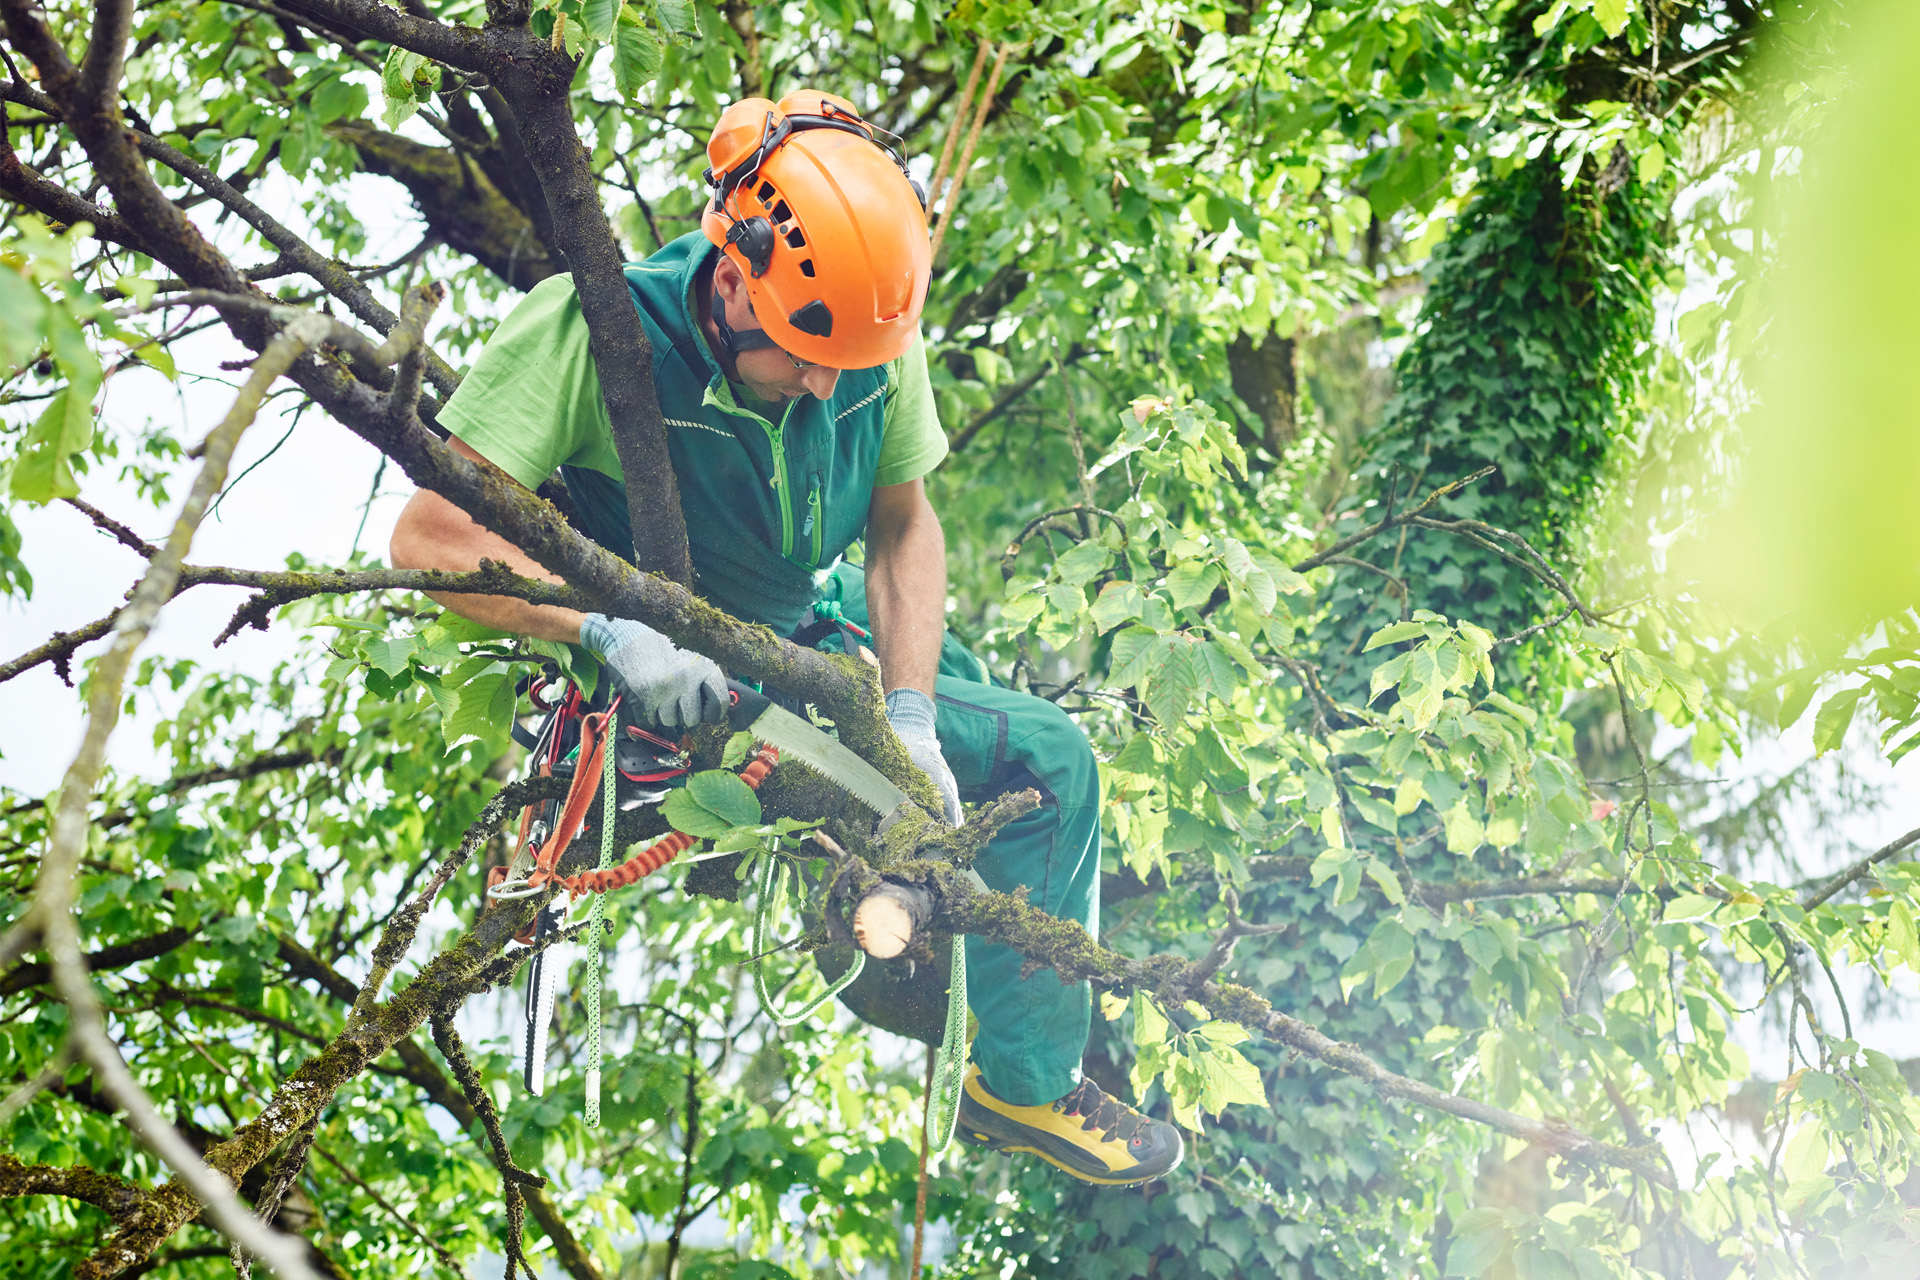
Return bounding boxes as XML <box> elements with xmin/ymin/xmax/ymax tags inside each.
<box><xmin>579</xmin><ymin>613</ymin><xmax>727</xmax><ymax>730</ymax></box>
<box><xmin>885</xmin><ymin>687</ymin><xmax>962</xmax><ymax>826</ymax></box>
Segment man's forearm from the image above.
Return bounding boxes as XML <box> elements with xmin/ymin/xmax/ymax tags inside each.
<box><xmin>865</xmin><ymin>495</ymin><xmax>946</xmax><ymax>698</ymax></box>
<box><xmin>391</xmin><ymin>489</ymin><xmax>588</xmax><ymax>645</ymax></box>
<box><xmin>389</xmin><ymin>437</ymin><xmax>590</xmax><ymax>645</ymax></box>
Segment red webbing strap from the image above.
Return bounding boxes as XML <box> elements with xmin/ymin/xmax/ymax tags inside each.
<box><xmin>524</xmin><ymin>709</ymin><xmax>614</xmax><ymax>890</ymax></box>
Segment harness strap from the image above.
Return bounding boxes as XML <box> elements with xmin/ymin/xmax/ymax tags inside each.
<box><xmin>523</xmin><ymin>707</ymin><xmax>617</xmax><ymax>890</ymax></box>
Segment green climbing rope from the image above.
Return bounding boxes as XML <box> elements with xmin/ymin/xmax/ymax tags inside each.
<box><xmin>584</xmin><ymin>720</ymin><xmax>617</xmax><ymax>1128</ymax></box>
<box><xmin>924</xmin><ymin>930</ymin><xmax>967</xmax><ymax>1154</ymax></box>
<box><xmin>751</xmin><ymin>854</ymin><xmax>866</xmax><ymax>1027</ymax></box>
<box><xmin>747</xmin><ymin>851</ymin><xmax>968</xmax><ymax>1152</ymax></box>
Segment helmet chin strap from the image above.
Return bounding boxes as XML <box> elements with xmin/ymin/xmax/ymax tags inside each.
<box><xmin>712</xmin><ymin>303</ymin><xmax>781</xmax><ymax>361</ymax></box>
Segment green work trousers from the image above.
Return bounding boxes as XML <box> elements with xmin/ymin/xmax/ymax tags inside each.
<box><xmin>813</xmin><ymin>565</ymin><xmax>1099</xmax><ymax>1106</ymax></box>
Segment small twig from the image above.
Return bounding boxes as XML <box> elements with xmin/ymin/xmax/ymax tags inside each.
<box><xmin>1180</xmin><ymin>886</ymin><xmax>1292</xmax><ymax>993</ymax></box>
<box><xmin>1799</xmin><ymin>825</ymin><xmax>1920</xmax><ymax>910</ymax></box>
<box><xmin>1499</xmin><ymin>604</ymin><xmax>1577</xmax><ymax>646</ymax></box>
<box><xmin>61</xmin><ymin>497</ymin><xmax>157</xmax><ymax>557</ymax></box>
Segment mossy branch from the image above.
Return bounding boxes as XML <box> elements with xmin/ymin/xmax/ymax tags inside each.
<box><xmin>838</xmin><ymin>854</ymin><xmax>1674</xmax><ymax>1187</ymax></box>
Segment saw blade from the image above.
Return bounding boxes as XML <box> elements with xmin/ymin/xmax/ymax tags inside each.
<box><xmin>742</xmin><ymin>701</ymin><xmax>912</xmax><ymax>817</ymax></box>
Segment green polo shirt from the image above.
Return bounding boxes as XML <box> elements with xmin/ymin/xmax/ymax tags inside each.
<box><xmin>440</xmin><ymin>273</ymin><xmax>948</xmax><ymax>495</ymax></box>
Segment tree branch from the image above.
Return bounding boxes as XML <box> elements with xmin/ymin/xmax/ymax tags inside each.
<box><xmin>0</xmin><ymin>1152</ymin><xmax>147</xmax><ymax>1218</ymax></box>
<box><xmin>843</xmin><ymin>859</ymin><xmax>1673</xmax><ymax>1186</ymax></box>
<box><xmin>1799</xmin><ymin>825</ymin><xmax>1920</xmax><ymax>910</ymax></box>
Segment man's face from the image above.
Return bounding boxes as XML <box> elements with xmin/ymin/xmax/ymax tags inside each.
<box><xmin>715</xmin><ymin>267</ymin><xmax>843</xmax><ymax>403</ymax></box>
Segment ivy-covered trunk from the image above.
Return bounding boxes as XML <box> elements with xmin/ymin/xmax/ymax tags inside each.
<box><xmin>1314</xmin><ymin>160</ymin><xmax>1661</xmax><ymax>702</ymax></box>
<box><xmin>1015</xmin><ymin>159</ymin><xmax>1662</xmax><ymax>1279</ymax></box>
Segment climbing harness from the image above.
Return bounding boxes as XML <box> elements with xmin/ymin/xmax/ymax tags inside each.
<box><xmin>489</xmin><ymin>675</ymin><xmax>798</xmax><ymax>1105</ymax></box>
<box><xmin>485</xmin><ymin>671</ymin><xmax>968</xmax><ymax>1135</ymax></box>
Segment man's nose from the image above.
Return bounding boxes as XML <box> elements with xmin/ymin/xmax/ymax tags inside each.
<box><xmin>802</xmin><ymin>366</ymin><xmax>841</xmax><ymax>400</ymax></box>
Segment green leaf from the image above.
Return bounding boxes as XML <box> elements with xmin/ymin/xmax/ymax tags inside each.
<box><xmin>442</xmin><ymin>673</ymin><xmax>514</xmax><ymax>751</ymax></box>
<box><xmin>1089</xmin><ymin>580</ymin><xmax>1145</xmax><ymax>632</ymax></box>
<box><xmin>1442</xmin><ymin>801</ymin><xmax>1483</xmax><ymax>854</ymax></box>
<box><xmin>363</xmin><ymin>634</ymin><xmax>417</xmax><ymax>678</ymax></box>
<box><xmin>663</xmin><ymin>788</ymin><xmax>732</xmax><ymax>838</ymax></box>
<box><xmin>1460</xmin><ymin>927</ymin><xmax>1502</xmax><ymax>972</ymax></box>
<box><xmin>1349</xmin><ymin>790</ymin><xmax>1398</xmax><ymax>833</ymax></box>
<box><xmin>1364</xmin><ymin>620</ymin><xmax>1426</xmax><ymax>651</ymax></box>
<box><xmin>686</xmin><ymin>770</ymin><xmax>762</xmax><ymax>827</ymax></box>
<box><xmin>1166</xmin><ymin>561</ymin><xmax>1222</xmax><ymax>612</ymax></box>
<box><xmin>654</xmin><ymin>0</ymin><xmax>698</xmax><ymax>36</ymax></box>
<box><xmin>1109</xmin><ymin>731</ymin><xmax>1159</xmax><ymax>776</ymax></box>
<box><xmin>8</xmin><ymin>391</ymin><xmax>81</xmax><ymax>501</ymax></box>
<box><xmin>1663</xmin><ymin>892</ymin><xmax>1720</xmax><ymax>922</ymax></box>
<box><xmin>1200</xmin><ymin>1043</ymin><xmax>1268</xmax><ymax>1110</ymax></box>
<box><xmin>1781</xmin><ymin>1122</ymin><xmax>1828</xmax><ymax>1184</ymax></box>
<box><xmin>1109</xmin><ymin>626</ymin><xmax>1169</xmax><ymax>688</ymax></box>
<box><xmin>1812</xmin><ymin>687</ymin><xmax>1864</xmax><ymax>755</ymax></box>
<box><xmin>1446</xmin><ymin>1209</ymin><xmax>1515</xmax><ymax>1276</ymax></box>
<box><xmin>1887</xmin><ymin>899</ymin><xmax>1920</xmax><ymax>970</ymax></box>
<box><xmin>1194</xmin><ymin>1019</ymin><xmax>1249</xmax><ymax>1047</ymax></box>
<box><xmin>611</xmin><ymin>12</ymin><xmax>663</xmax><ymax>99</ymax></box>
<box><xmin>1364</xmin><ymin>857</ymin><xmax>1406</xmax><ymax>905</ymax></box>
<box><xmin>1368</xmin><ymin>653</ymin><xmax>1409</xmax><ymax>705</ymax></box>
<box><xmin>311</xmin><ymin>76</ymin><xmax>368</xmax><ymax>125</ymax></box>
<box><xmin>1309</xmin><ymin>846</ymin><xmax>1351</xmax><ymax>888</ymax></box>
<box><xmin>721</xmin><ymin>731</ymin><xmax>755</xmax><ymax>770</ymax></box>
<box><xmin>1591</xmin><ymin>0</ymin><xmax>1628</xmax><ymax>36</ymax></box>
<box><xmin>581</xmin><ymin>0</ymin><xmax>619</xmax><ymax>41</ymax></box>
<box><xmin>1130</xmin><ymin>990</ymin><xmax>1169</xmax><ymax>1046</ymax></box>
<box><xmin>381</xmin><ymin>47</ymin><xmax>425</xmax><ymax>129</ymax></box>
<box><xmin>1053</xmin><ymin>538</ymin><xmax>1112</xmax><ymax>587</ymax></box>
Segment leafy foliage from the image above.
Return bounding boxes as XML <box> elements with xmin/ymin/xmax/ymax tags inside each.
<box><xmin>3</xmin><ymin>1</ymin><xmax>1916</xmax><ymax>1280</ymax></box>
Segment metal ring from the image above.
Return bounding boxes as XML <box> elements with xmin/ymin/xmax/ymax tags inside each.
<box><xmin>487</xmin><ymin>879</ymin><xmax>548</xmax><ymax>900</ymax></box>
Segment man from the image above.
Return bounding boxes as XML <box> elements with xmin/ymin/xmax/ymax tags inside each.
<box><xmin>390</xmin><ymin>89</ymin><xmax>1181</xmax><ymax>1187</ymax></box>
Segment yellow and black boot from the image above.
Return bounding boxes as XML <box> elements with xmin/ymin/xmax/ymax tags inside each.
<box><xmin>955</xmin><ymin>1064</ymin><xmax>1183</xmax><ymax>1186</ymax></box>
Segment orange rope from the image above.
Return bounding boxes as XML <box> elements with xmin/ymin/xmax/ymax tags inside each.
<box><xmin>533</xmin><ymin>745</ymin><xmax>780</xmax><ymax>898</ymax></box>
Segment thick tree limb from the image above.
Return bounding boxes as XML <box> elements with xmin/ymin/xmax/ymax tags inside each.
<box><xmin>0</xmin><ymin>925</ymin><xmax>199</xmax><ymax>997</ymax></box>
<box><xmin>843</xmin><ymin>860</ymin><xmax>1673</xmax><ymax>1186</ymax></box>
<box><xmin>331</xmin><ymin>121</ymin><xmax>557</xmax><ymax>292</ymax></box>
<box><xmin>0</xmin><ymin>1153</ymin><xmax>147</xmax><ymax>1218</ymax></box>
<box><xmin>276</xmin><ymin>0</ymin><xmax>692</xmax><ymax>582</ymax></box>
<box><xmin>501</xmin><ymin>82</ymin><xmax>690</xmax><ymax>583</ymax></box>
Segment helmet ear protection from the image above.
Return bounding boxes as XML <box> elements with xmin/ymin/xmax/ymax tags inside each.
<box><xmin>723</xmin><ymin>215</ymin><xmax>778</xmax><ymax>279</ymax></box>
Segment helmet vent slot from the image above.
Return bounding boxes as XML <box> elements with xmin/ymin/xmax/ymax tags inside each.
<box><xmin>757</xmin><ymin>181</ymin><xmax>777</xmax><ymax>202</ymax></box>
<box><xmin>769</xmin><ymin>200</ymin><xmax>793</xmax><ymax>224</ymax></box>
<box><xmin>784</xmin><ymin>227</ymin><xmax>806</xmax><ymax>248</ymax></box>
<box><xmin>799</xmin><ymin>259</ymin><xmax>816</xmax><ymax>277</ymax></box>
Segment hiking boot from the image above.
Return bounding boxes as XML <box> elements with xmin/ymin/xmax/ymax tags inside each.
<box><xmin>955</xmin><ymin>1063</ymin><xmax>1183</xmax><ymax>1186</ymax></box>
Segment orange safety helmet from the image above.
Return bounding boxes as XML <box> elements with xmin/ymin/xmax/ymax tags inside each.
<box><xmin>700</xmin><ymin>90</ymin><xmax>931</xmax><ymax>370</ymax></box>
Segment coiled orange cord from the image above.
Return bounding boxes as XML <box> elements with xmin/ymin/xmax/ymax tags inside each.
<box><xmin>518</xmin><ymin>744</ymin><xmax>781</xmax><ymax>899</ymax></box>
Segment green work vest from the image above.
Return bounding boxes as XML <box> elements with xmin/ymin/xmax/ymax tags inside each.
<box><xmin>562</xmin><ymin>233</ymin><xmax>890</xmax><ymax>637</ymax></box>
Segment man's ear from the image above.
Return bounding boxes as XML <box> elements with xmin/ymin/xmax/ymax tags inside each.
<box><xmin>712</xmin><ymin>254</ymin><xmax>745</xmax><ymax>305</ymax></box>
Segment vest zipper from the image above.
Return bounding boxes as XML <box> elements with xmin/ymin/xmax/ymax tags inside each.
<box><xmin>803</xmin><ymin>473</ymin><xmax>823</xmax><ymax>566</ymax></box>
<box><xmin>757</xmin><ymin>399</ymin><xmax>799</xmax><ymax>558</ymax></box>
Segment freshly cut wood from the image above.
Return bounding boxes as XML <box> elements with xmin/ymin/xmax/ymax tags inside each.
<box><xmin>852</xmin><ymin>882</ymin><xmax>933</xmax><ymax>959</ymax></box>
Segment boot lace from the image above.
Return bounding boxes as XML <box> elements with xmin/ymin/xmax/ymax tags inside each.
<box><xmin>1053</xmin><ymin>1079</ymin><xmax>1151</xmax><ymax>1145</ymax></box>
